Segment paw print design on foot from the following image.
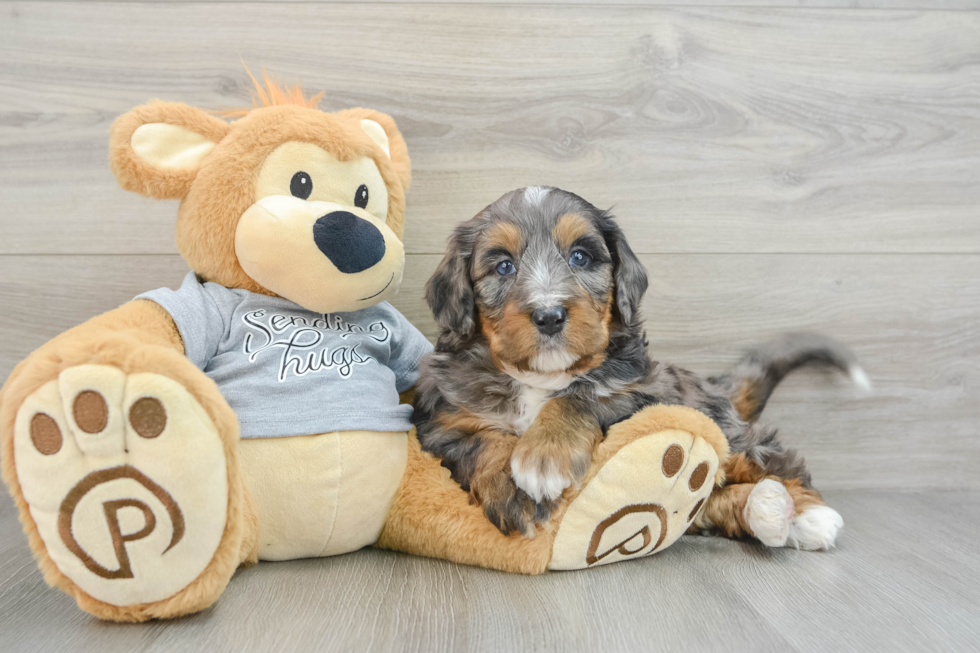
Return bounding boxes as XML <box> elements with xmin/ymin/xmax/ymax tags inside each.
<box><xmin>12</xmin><ymin>365</ymin><xmax>232</xmax><ymax>608</ymax></box>
<box><xmin>549</xmin><ymin>405</ymin><xmax>727</xmax><ymax>570</ymax></box>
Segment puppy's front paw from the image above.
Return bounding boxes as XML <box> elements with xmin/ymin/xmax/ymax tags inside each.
<box><xmin>510</xmin><ymin>438</ymin><xmax>591</xmax><ymax>503</ymax></box>
<box><xmin>472</xmin><ymin>468</ymin><xmax>548</xmax><ymax>537</ymax></box>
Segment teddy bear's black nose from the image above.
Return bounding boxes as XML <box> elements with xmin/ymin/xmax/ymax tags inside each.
<box><xmin>312</xmin><ymin>211</ymin><xmax>386</xmax><ymax>274</ymax></box>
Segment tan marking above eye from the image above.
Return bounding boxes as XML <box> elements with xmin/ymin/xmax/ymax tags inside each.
<box><xmin>73</xmin><ymin>390</ymin><xmax>108</xmax><ymax>434</ymax></box>
<box><xmin>481</xmin><ymin>222</ymin><xmax>524</xmax><ymax>259</ymax></box>
<box><xmin>255</xmin><ymin>141</ymin><xmax>389</xmax><ymax>221</ymax></box>
<box><xmin>552</xmin><ymin>213</ymin><xmax>594</xmax><ymax>249</ymax></box>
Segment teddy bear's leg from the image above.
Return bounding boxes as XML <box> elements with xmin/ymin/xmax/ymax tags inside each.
<box><xmin>376</xmin><ymin>430</ymin><xmax>557</xmax><ymax>574</ymax></box>
<box><xmin>1</xmin><ymin>314</ymin><xmax>253</xmax><ymax>621</ymax></box>
<box><xmin>237</xmin><ymin>430</ymin><xmax>407</xmax><ymax>561</ymax></box>
<box><xmin>378</xmin><ymin>405</ymin><xmax>729</xmax><ymax>573</ymax></box>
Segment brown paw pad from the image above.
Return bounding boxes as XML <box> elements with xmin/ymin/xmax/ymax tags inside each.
<box><xmin>660</xmin><ymin>446</ymin><xmax>711</xmax><ymax>524</ymax></box>
<box><xmin>661</xmin><ymin>444</ymin><xmax>684</xmax><ymax>476</ymax></box>
<box><xmin>129</xmin><ymin>397</ymin><xmax>167</xmax><ymax>439</ymax></box>
<box><xmin>689</xmin><ymin>462</ymin><xmax>709</xmax><ymax>491</ymax></box>
<box><xmin>72</xmin><ymin>390</ymin><xmax>108</xmax><ymax>434</ymax></box>
<box><xmin>30</xmin><ymin>413</ymin><xmax>62</xmax><ymax>455</ymax></box>
<box><xmin>662</xmin><ymin>446</ymin><xmax>710</xmax><ymax>492</ymax></box>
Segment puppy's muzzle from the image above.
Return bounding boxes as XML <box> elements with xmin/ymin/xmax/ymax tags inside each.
<box><xmin>532</xmin><ymin>306</ymin><xmax>567</xmax><ymax>336</ymax></box>
<box><xmin>313</xmin><ymin>211</ymin><xmax>386</xmax><ymax>274</ymax></box>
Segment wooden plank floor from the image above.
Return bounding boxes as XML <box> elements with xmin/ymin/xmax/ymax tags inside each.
<box><xmin>1</xmin><ymin>1</ymin><xmax>978</xmax><ymax>650</ymax></box>
<box><xmin>2</xmin><ymin>489</ymin><xmax>979</xmax><ymax>653</ymax></box>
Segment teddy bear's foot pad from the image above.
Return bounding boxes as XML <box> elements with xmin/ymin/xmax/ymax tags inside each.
<box><xmin>549</xmin><ymin>428</ymin><xmax>718</xmax><ymax>570</ymax></box>
<box><xmin>13</xmin><ymin>365</ymin><xmax>229</xmax><ymax>607</ymax></box>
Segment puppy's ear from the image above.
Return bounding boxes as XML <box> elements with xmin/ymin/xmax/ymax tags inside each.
<box><xmin>426</xmin><ymin>227</ymin><xmax>476</xmax><ymax>341</ymax></box>
<box><xmin>109</xmin><ymin>101</ymin><xmax>230</xmax><ymax>200</ymax></box>
<box><xmin>604</xmin><ymin>217</ymin><xmax>648</xmax><ymax>326</ymax></box>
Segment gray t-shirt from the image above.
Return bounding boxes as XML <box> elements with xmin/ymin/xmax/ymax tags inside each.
<box><xmin>137</xmin><ymin>272</ymin><xmax>433</xmax><ymax>438</ymax></box>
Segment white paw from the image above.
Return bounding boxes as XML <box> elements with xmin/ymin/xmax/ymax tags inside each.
<box><xmin>744</xmin><ymin>479</ymin><xmax>794</xmax><ymax>547</ymax></box>
<box><xmin>13</xmin><ymin>365</ymin><xmax>229</xmax><ymax>606</ymax></box>
<box><xmin>788</xmin><ymin>505</ymin><xmax>843</xmax><ymax>551</ymax></box>
<box><xmin>511</xmin><ymin>456</ymin><xmax>573</xmax><ymax>503</ymax></box>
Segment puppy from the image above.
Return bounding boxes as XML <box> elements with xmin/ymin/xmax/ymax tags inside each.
<box><xmin>414</xmin><ymin>186</ymin><xmax>850</xmax><ymax>550</ymax></box>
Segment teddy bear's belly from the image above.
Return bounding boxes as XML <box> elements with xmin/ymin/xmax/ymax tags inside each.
<box><xmin>238</xmin><ymin>430</ymin><xmax>409</xmax><ymax>561</ymax></box>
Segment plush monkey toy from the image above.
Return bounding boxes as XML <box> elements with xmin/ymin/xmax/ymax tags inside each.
<box><xmin>0</xmin><ymin>76</ymin><xmax>728</xmax><ymax>622</ymax></box>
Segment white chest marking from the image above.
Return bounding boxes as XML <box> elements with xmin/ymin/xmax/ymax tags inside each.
<box><xmin>503</xmin><ymin>367</ymin><xmax>575</xmax><ymax>435</ymax></box>
<box><xmin>513</xmin><ymin>385</ymin><xmax>551</xmax><ymax>435</ymax></box>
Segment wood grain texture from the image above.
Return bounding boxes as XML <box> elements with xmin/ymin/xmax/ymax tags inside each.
<box><xmin>2</xmin><ymin>253</ymin><xmax>977</xmax><ymax>490</ymax></box>
<box><xmin>1</xmin><ymin>488</ymin><xmax>978</xmax><ymax>652</ymax></box>
<box><xmin>1</xmin><ymin>1</ymin><xmax>978</xmax><ymax>648</ymax></box>
<box><xmin>1</xmin><ymin>4</ymin><xmax>979</xmax><ymax>255</ymax></box>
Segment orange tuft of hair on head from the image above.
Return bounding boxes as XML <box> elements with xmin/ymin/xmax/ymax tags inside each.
<box><xmin>218</xmin><ymin>65</ymin><xmax>325</xmax><ymax>118</ymax></box>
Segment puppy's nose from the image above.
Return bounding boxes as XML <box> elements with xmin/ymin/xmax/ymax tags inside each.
<box><xmin>532</xmin><ymin>306</ymin><xmax>568</xmax><ymax>336</ymax></box>
<box><xmin>312</xmin><ymin>211</ymin><xmax>386</xmax><ymax>274</ymax></box>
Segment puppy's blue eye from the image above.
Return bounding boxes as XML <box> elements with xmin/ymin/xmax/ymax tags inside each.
<box><xmin>496</xmin><ymin>260</ymin><xmax>515</xmax><ymax>276</ymax></box>
<box><xmin>569</xmin><ymin>250</ymin><xmax>591</xmax><ymax>267</ymax></box>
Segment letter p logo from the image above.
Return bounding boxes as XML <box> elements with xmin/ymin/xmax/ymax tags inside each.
<box><xmin>58</xmin><ymin>465</ymin><xmax>185</xmax><ymax>580</ymax></box>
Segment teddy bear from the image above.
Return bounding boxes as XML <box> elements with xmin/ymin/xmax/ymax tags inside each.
<box><xmin>0</xmin><ymin>75</ymin><xmax>728</xmax><ymax>622</ymax></box>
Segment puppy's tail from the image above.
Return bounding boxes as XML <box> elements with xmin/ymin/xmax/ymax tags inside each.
<box><xmin>708</xmin><ymin>333</ymin><xmax>870</xmax><ymax>423</ymax></box>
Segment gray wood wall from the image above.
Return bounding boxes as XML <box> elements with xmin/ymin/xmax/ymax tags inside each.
<box><xmin>1</xmin><ymin>2</ymin><xmax>977</xmax><ymax>490</ymax></box>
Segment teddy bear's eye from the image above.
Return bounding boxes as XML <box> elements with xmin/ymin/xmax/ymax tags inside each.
<box><xmin>290</xmin><ymin>172</ymin><xmax>312</xmax><ymax>200</ymax></box>
<box><xmin>354</xmin><ymin>184</ymin><xmax>369</xmax><ymax>209</ymax></box>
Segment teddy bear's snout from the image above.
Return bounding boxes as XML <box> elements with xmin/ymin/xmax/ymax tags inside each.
<box><xmin>312</xmin><ymin>211</ymin><xmax>387</xmax><ymax>274</ymax></box>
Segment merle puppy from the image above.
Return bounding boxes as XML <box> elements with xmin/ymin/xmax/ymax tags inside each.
<box><xmin>413</xmin><ymin>187</ymin><xmax>857</xmax><ymax>549</ymax></box>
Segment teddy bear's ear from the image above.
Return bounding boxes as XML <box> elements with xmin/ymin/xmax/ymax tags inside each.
<box><xmin>109</xmin><ymin>101</ymin><xmax>231</xmax><ymax>200</ymax></box>
<box><xmin>338</xmin><ymin>108</ymin><xmax>412</xmax><ymax>193</ymax></box>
